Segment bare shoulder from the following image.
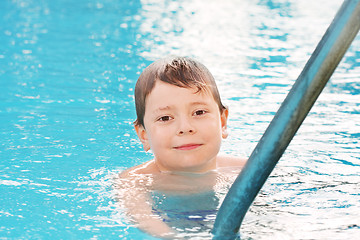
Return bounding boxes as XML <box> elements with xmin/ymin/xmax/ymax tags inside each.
<box><xmin>116</xmin><ymin>160</ymin><xmax>158</xmax><ymax>191</ymax></box>
<box><xmin>217</xmin><ymin>154</ymin><xmax>247</xmax><ymax>168</ymax></box>
<box><xmin>119</xmin><ymin>159</ymin><xmax>159</xmax><ymax>178</ymax></box>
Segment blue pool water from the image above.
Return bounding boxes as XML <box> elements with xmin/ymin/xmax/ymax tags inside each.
<box><xmin>1</xmin><ymin>0</ymin><xmax>359</xmax><ymax>239</ymax></box>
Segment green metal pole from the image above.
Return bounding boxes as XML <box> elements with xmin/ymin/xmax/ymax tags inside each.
<box><xmin>212</xmin><ymin>0</ymin><xmax>360</xmax><ymax>239</ymax></box>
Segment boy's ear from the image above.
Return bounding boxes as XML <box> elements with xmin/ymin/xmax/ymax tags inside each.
<box><xmin>221</xmin><ymin>107</ymin><xmax>229</xmax><ymax>139</ymax></box>
<box><xmin>134</xmin><ymin>124</ymin><xmax>150</xmax><ymax>152</ymax></box>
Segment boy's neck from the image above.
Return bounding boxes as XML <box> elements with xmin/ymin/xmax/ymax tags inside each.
<box><xmin>154</xmin><ymin>157</ymin><xmax>217</xmax><ymax>174</ymax></box>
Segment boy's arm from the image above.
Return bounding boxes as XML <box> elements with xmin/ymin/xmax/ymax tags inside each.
<box><xmin>114</xmin><ymin>170</ymin><xmax>176</xmax><ymax>239</ymax></box>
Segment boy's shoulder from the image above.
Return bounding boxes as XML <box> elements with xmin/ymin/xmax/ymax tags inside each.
<box><xmin>217</xmin><ymin>154</ymin><xmax>247</xmax><ymax>168</ymax></box>
<box><xmin>119</xmin><ymin>159</ymin><xmax>159</xmax><ymax>178</ymax></box>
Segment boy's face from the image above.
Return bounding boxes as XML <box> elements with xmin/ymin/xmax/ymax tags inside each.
<box><xmin>135</xmin><ymin>80</ymin><xmax>228</xmax><ymax>173</ymax></box>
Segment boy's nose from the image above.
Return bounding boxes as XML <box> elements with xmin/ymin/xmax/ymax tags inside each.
<box><xmin>178</xmin><ymin>129</ymin><xmax>194</xmax><ymax>135</ymax></box>
<box><xmin>177</xmin><ymin>119</ymin><xmax>196</xmax><ymax>136</ymax></box>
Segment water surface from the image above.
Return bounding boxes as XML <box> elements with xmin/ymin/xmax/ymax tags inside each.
<box><xmin>1</xmin><ymin>0</ymin><xmax>359</xmax><ymax>239</ymax></box>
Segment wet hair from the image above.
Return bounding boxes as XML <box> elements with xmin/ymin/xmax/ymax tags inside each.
<box><xmin>134</xmin><ymin>56</ymin><xmax>226</xmax><ymax>127</ymax></box>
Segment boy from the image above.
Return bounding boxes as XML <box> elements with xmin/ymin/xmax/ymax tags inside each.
<box><xmin>117</xmin><ymin>56</ymin><xmax>246</xmax><ymax>238</ymax></box>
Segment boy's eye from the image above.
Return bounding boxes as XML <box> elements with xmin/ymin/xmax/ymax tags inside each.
<box><xmin>158</xmin><ymin>116</ymin><xmax>172</xmax><ymax>122</ymax></box>
<box><xmin>194</xmin><ymin>110</ymin><xmax>206</xmax><ymax>116</ymax></box>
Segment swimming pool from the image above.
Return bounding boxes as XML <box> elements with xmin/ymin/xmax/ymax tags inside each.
<box><xmin>1</xmin><ymin>0</ymin><xmax>359</xmax><ymax>239</ymax></box>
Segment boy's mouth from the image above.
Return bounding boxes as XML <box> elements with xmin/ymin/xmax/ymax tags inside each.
<box><xmin>174</xmin><ymin>143</ymin><xmax>202</xmax><ymax>151</ymax></box>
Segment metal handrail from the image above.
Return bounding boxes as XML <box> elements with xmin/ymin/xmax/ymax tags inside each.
<box><xmin>212</xmin><ymin>0</ymin><xmax>360</xmax><ymax>239</ymax></box>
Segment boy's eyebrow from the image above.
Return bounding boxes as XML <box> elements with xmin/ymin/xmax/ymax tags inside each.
<box><xmin>155</xmin><ymin>101</ymin><xmax>210</xmax><ymax>110</ymax></box>
<box><xmin>153</xmin><ymin>106</ymin><xmax>172</xmax><ymax>113</ymax></box>
<box><xmin>190</xmin><ymin>101</ymin><xmax>210</xmax><ymax>106</ymax></box>
<box><xmin>152</xmin><ymin>101</ymin><xmax>212</xmax><ymax>114</ymax></box>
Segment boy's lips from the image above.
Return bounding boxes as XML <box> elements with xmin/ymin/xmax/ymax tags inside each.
<box><xmin>174</xmin><ymin>143</ymin><xmax>202</xmax><ymax>151</ymax></box>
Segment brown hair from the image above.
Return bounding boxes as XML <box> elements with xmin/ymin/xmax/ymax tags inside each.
<box><xmin>134</xmin><ymin>56</ymin><xmax>226</xmax><ymax>127</ymax></box>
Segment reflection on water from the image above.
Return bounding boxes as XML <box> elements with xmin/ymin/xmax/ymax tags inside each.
<box><xmin>1</xmin><ymin>0</ymin><xmax>359</xmax><ymax>239</ymax></box>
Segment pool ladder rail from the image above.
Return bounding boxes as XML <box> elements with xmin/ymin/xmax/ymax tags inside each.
<box><xmin>212</xmin><ymin>0</ymin><xmax>360</xmax><ymax>239</ymax></box>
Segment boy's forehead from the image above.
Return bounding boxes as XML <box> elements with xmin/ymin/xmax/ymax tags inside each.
<box><xmin>152</xmin><ymin>79</ymin><xmax>212</xmax><ymax>94</ymax></box>
<box><xmin>148</xmin><ymin>80</ymin><xmax>212</xmax><ymax>99</ymax></box>
<box><xmin>145</xmin><ymin>81</ymin><xmax>215</xmax><ymax>107</ymax></box>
